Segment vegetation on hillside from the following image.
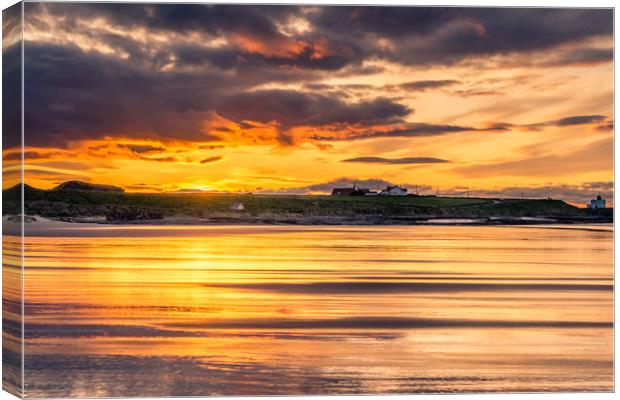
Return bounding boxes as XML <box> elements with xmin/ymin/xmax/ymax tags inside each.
<box><xmin>2</xmin><ymin>182</ymin><xmax>588</xmax><ymax>223</ymax></box>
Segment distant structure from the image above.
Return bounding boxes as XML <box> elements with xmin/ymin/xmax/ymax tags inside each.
<box><xmin>331</xmin><ymin>184</ymin><xmax>373</xmax><ymax>196</ymax></box>
<box><xmin>230</xmin><ymin>202</ymin><xmax>245</xmax><ymax>211</ymax></box>
<box><xmin>331</xmin><ymin>184</ymin><xmax>407</xmax><ymax>196</ymax></box>
<box><xmin>588</xmin><ymin>195</ymin><xmax>606</xmax><ymax>209</ymax></box>
<box><xmin>379</xmin><ymin>185</ymin><xmax>408</xmax><ymax>196</ymax></box>
<box><xmin>331</xmin><ymin>187</ymin><xmax>356</xmax><ymax>196</ymax></box>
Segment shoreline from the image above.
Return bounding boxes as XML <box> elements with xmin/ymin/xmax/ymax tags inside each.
<box><xmin>3</xmin><ymin>215</ymin><xmax>612</xmax><ymax>238</ymax></box>
<box><xmin>5</xmin><ymin>214</ymin><xmax>614</xmax><ymax>227</ymax></box>
<box><xmin>58</xmin><ymin>213</ymin><xmax>615</xmax><ymax>226</ymax></box>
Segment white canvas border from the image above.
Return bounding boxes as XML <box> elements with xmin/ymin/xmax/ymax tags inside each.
<box><xmin>0</xmin><ymin>1</ymin><xmax>615</xmax><ymax>399</ymax></box>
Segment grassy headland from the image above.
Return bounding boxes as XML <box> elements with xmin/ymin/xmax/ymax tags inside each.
<box><xmin>2</xmin><ymin>182</ymin><xmax>611</xmax><ymax>225</ymax></box>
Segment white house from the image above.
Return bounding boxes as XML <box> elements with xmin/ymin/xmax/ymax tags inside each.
<box><xmin>587</xmin><ymin>195</ymin><xmax>606</xmax><ymax>209</ymax></box>
<box><xmin>379</xmin><ymin>185</ymin><xmax>408</xmax><ymax>196</ymax></box>
<box><xmin>230</xmin><ymin>202</ymin><xmax>245</xmax><ymax>211</ymax></box>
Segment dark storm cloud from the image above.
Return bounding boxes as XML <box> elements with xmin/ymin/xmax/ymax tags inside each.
<box><xmin>28</xmin><ymin>4</ymin><xmax>613</xmax><ymax>70</ymax></box>
<box><xmin>342</xmin><ymin>157</ymin><xmax>449</xmax><ymax>164</ymax></box>
<box><xmin>308</xmin><ymin>7</ymin><xmax>612</xmax><ymax>65</ymax></box>
<box><xmin>20</xmin><ymin>4</ymin><xmax>613</xmax><ymax>148</ymax></box>
<box><xmin>172</xmin><ymin>41</ymin><xmax>358</xmax><ymax>71</ymax></box>
<box><xmin>545</xmin><ymin>47</ymin><xmax>613</xmax><ymax>66</ymax></box>
<box><xmin>23</xmin><ymin>47</ymin><xmax>323</xmax><ymax>147</ymax></box>
<box><xmin>28</xmin><ymin>3</ymin><xmax>298</xmax><ymax>38</ymax></box>
<box><xmin>2</xmin><ymin>40</ymin><xmax>21</xmax><ymax>149</ymax></box>
<box><xmin>171</xmin><ymin>43</ymin><xmax>240</xmax><ymax>69</ymax></box>
<box><xmin>552</xmin><ymin>115</ymin><xmax>607</xmax><ymax>126</ymax></box>
<box><xmin>524</xmin><ymin>114</ymin><xmax>608</xmax><ymax>130</ymax></box>
<box><xmin>117</xmin><ymin>144</ymin><xmax>165</xmax><ymax>154</ymax></box>
<box><xmin>216</xmin><ymin>90</ymin><xmax>411</xmax><ymax>127</ymax></box>
<box><xmin>310</xmin><ymin>123</ymin><xmax>506</xmax><ymax>141</ymax></box>
<box><xmin>23</xmin><ymin>41</ymin><xmax>407</xmax><ymax>148</ymax></box>
<box><xmin>29</xmin><ymin>3</ymin><xmax>361</xmax><ymax>71</ymax></box>
<box><xmin>3</xmin><ymin>151</ymin><xmax>60</xmax><ymax>161</ymax></box>
<box><xmin>304</xmin><ymin>83</ymin><xmax>374</xmax><ymax>91</ymax></box>
<box><xmin>24</xmin><ymin>43</ymin><xmax>224</xmax><ymax>147</ymax></box>
<box><xmin>398</xmin><ymin>80</ymin><xmax>460</xmax><ymax>91</ymax></box>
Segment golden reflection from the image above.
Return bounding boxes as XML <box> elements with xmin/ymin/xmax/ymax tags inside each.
<box><xmin>22</xmin><ymin>225</ymin><xmax>613</xmax><ymax>396</ymax></box>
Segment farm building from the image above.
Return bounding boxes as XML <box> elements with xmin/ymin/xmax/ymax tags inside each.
<box><xmin>331</xmin><ymin>184</ymin><xmax>374</xmax><ymax>196</ymax></box>
<box><xmin>331</xmin><ymin>187</ymin><xmax>357</xmax><ymax>196</ymax></box>
<box><xmin>380</xmin><ymin>185</ymin><xmax>408</xmax><ymax>196</ymax></box>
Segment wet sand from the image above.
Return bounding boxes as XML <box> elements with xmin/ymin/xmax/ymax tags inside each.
<box><xmin>2</xmin><ymin>223</ymin><xmax>613</xmax><ymax>396</ymax></box>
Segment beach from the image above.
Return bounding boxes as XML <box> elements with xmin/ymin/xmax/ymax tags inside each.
<box><xmin>3</xmin><ymin>222</ymin><xmax>613</xmax><ymax>396</ymax></box>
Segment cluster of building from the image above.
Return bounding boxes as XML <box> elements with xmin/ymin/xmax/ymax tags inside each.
<box><xmin>331</xmin><ymin>184</ymin><xmax>409</xmax><ymax>196</ymax></box>
<box><xmin>330</xmin><ymin>188</ymin><xmax>610</xmax><ymax>209</ymax></box>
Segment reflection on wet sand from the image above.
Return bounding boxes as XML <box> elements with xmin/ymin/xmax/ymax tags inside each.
<box><xmin>6</xmin><ymin>224</ymin><xmax>613</xmax><ymax>396</ymax></box>
<box><xmin>3</xmin><ymin>236</ymin><xmax>22</xmax><ymax>396</ymax></box>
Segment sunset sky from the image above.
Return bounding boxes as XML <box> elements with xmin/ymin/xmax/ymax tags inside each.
<box><xmin>3</xmin><ymin>4</ymin><xmax>614</xmax><ymax>205</ymax></box>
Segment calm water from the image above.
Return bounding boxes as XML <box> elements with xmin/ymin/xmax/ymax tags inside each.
<box><xmin>5</xmin><ymin>224</ymin><xmax>614</xmax><ymax>396</ymax></box>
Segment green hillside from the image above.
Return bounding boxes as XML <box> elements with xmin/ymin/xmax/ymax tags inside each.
<box><xmin>2</xmin><ymin>182</ymin><xmax>588</xmax><ymax>224</ymax></box>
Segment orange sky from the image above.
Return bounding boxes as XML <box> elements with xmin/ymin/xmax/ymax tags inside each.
<box><xmin>2</xmin><ymin>4</ymin><xmax>614</xmax><ymax>206</ymax></box>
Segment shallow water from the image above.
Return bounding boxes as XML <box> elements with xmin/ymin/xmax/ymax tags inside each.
<box><xmin>4</xmin><ymin>224</ymin><xmax>614</xmax><ymax>396</ymax></box>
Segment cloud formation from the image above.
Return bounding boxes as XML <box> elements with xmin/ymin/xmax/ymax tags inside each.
<box><xmin>342</xmin><ymin>157</ymin><xmax>449</xmax><ymax>164</ymax></box>
<box><xmin>525</xmin><ymin>114</ymin><xmax>608</xmax><ymax>130</ymax></box>
<box><xmin>398</xmin><ymin>80</ymin><xmax>460</xmax><ymax>92</ymax></box>
<box><xmin>310</xmin><ymin>123</ymin><xmax>506</xmax><ymax>141</ymax></box>
<box><xmin>17</xmin><ymin>4</ymin><xmax>613</xmax><ymax>149</ymax></box>
<box><xmin>199</xmin><ymin>156</ymin><xmax>224</xmax><ymax>164</ymax></box>
<box><xmin>217</xmin><ymin>90</ymin><xmax>410</xmax><ymax>128</ymax></box>
<box><xmin>118</xmin><ymin>144</ymin><xmax>166</xmax><ymax>154</ymax></box>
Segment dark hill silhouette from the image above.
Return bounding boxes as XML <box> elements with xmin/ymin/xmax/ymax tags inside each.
<box><xmin>52</xmin><ymin>180</ymin><xmax>124</xmax><ymax>193</ymax></box>
<box><xmin>3</xmin><ymin>183</ymin><xmax>41</xmax><ymax>201</ymax></box>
